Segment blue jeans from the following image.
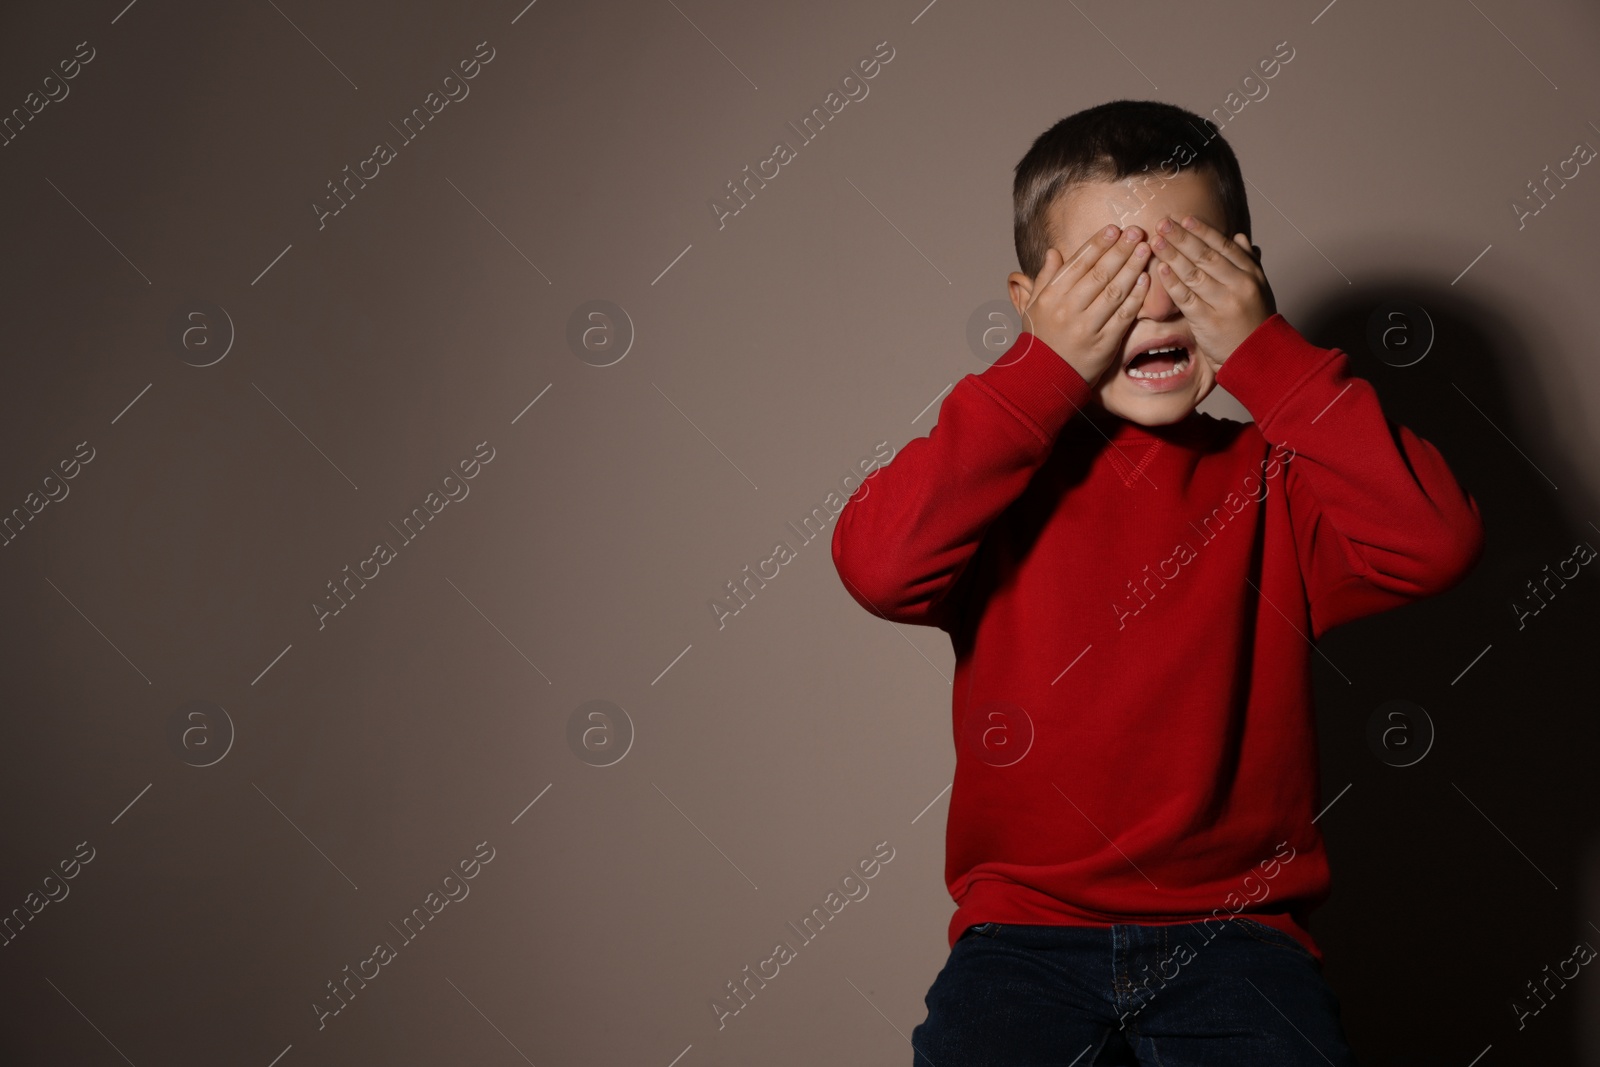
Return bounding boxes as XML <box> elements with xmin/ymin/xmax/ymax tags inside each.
<box><xmin>910</xmin><ymin>919</ymin><xmax>1359</xmax><ymax>1066</ymax></box>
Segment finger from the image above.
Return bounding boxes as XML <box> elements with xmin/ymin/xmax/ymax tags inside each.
<box><xmin>1149</xmin><ymin>232</ymin><xmax>1213</xmax><ymax>305</ymax></box>
<box><xmin>1178</xmin><ymin>215</ymin><xmax>1257</xmax><ymax>273</ymax></box>
<box><xmin>1043</xmin><ymin>225</ymin><xmax>1123</xmax><ymax>295</ymax></box>
<box><xmin>1085</xmin><ymin>239</ymin><xmax>1152</xmax><ymax>330</ymax></box>
<box><xmin>1164</xmin><ymin>219</ymin><xmax>1248</xmax><ymax>283</ymax></box>
<box><xmin>1069</xmin><ymin>225</ymin><xmax>1145</xmax><ymax>310</ymax></box>
<box><xmin>1154</xmin><ymin>256</ymin><xmax>1206</xmax><ymax>314</ymax></box>
<box><xmin>1168</xmin><ymin>214</ymin><xmax>1256</xmax><ymax>275</ymax></box>
<box><xmin>1112</xmin><ymin>270</ymin><xmax>1151</xmax><ymax>328</ymax></box>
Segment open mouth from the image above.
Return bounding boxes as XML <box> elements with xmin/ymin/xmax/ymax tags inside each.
<box><xmin>1123</xmin><ymin>343</ymin><xmax>1191</xmax><ymax>381</ymax></box>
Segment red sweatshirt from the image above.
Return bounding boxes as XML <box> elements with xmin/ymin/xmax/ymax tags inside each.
<box><xmin>830</xmin><ymin>314</ymin><xmax>1485</xmax><ymax>962</ymax></box>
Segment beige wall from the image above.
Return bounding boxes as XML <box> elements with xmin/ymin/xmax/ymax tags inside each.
<box><xmin>2</xmin><ymin>1</ymin><xmax>1598</xmax><ymax>1064</ymax></box>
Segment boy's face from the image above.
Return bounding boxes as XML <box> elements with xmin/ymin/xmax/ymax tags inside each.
<box><xmin>1008</xmin><ymin>169</ymin><xmax>1235</xmax><ymax>426</ymax></box>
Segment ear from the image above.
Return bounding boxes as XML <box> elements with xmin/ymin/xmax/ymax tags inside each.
<box><xmin>1007</xmin><ymin>271</ymin><xmax>1034</xmax><ymax>319</ymax></box>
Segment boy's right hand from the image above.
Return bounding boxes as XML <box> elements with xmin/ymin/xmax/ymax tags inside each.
<box><xmin>1018</xmin><ymin>225</ymin><xmax>1152</xmax><ymax>384</ymax></box>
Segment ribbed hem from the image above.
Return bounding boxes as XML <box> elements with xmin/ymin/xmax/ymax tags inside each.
<box><xmin>1213</xmin><ymin>314</ymin><xmax>1340</xmax><ymax>429</ymax></box>
<box><xmin>949</xmin><ymin>886</ymin><xmax>1325</xmax><ymax>963</ymax></box>
<box><xmin>971</xmin><ymin>332</ymin><xmax>1096</xmax><ymax>445</ymax></box>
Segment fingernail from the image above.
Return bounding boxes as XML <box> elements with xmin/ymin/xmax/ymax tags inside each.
<box><xmin>1182</xmin><ymin>216</ymin><xmax>1197</xmax><ymax>229</ymax></box>
<box><xmin>1104</xmin><ymin>225</ymin><xmax>1119</xmax><ymax>239</ymax></box>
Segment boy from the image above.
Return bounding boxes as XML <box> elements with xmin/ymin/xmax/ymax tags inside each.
<box><xmin>830</xmin><ymin>100</ymin><xmax>1485</xmax><ymax>1065</ymax></box>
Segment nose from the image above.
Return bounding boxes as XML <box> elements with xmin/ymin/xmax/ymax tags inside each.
<box><xmin>1136</xmin><ymin>261</ymin><xmax>1182</xmax><ymax>321</ymax></box>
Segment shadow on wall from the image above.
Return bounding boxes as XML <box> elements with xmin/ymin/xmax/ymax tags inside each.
<box><xmin>1267</xmin><ymin>284</ymin><xmax>1600</xmax><ymax>1067</ymax></box>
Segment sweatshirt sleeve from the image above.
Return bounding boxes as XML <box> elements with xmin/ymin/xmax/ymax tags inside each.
<box><xmin>831</xmin><ymin>333</ymin><xmax>1094</xmax><ymax>629</ymax></box>
<box><xmin>1214</xmin><ymin>313</ymin><xmax>1487</xmax><ymax>640</ymax></box>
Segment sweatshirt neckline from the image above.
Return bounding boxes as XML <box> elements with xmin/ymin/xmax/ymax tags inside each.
<box><xmin>1078</xmin><ymin>404</ymin><xmax>1199</xmax><ymax>441</ymax></box>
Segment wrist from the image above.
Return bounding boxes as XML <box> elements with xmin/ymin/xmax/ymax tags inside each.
<box><xmin>976</xmin><ymin>331</ymin><xmax>1096</xmax><ymax>444</ymax></box>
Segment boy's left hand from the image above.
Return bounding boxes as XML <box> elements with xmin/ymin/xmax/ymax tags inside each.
<box><xmin>1148</xmin><ymin>214</ymin><xmax>1276</xmax><ymax>372</ymax></box>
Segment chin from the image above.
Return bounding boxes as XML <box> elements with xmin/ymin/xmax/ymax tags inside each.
<box><xmin>1100</xmin><ymin>387</ymin><xmax>1206</xmax><ymax>425</ymax></box>
<box><xmin>1115</xmin><ymin>403</ymin><xmax>1193</xmax><ymax>426</ymax></box>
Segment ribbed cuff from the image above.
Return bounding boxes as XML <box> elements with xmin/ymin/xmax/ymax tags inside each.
<box><xmin>972</xmin><ymin>332</ymin><xmax>1095</xmax><ymax>445</ymax></box>
<box><xmin>1213</xmin><ymin>314</ymin><xmax>1340</xmax><ymax>429</ymax></box>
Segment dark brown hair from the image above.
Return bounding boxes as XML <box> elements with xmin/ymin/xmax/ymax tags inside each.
<box><xmin>1013</xmin><ymin>99</ymin><xmax>1251</xmax><ymax>277</ymax></box>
